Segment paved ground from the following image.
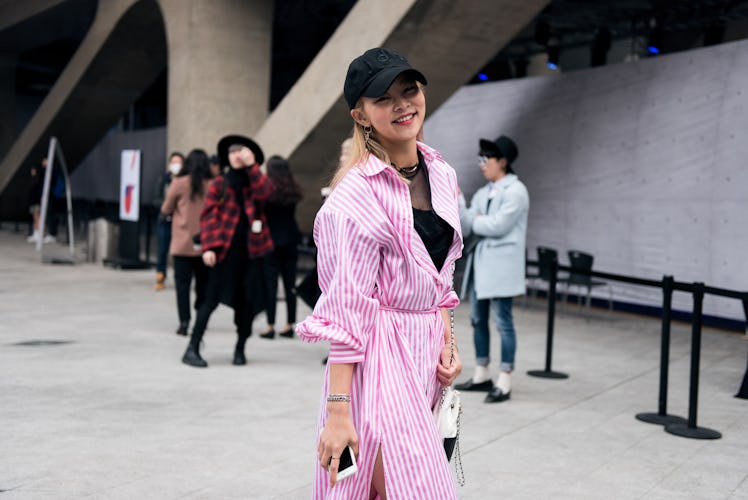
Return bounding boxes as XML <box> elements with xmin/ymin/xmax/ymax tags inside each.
<box><xmin>1</xmin><ymin>227</ymin><xmax>747</xmax><ymax>499</ymax></box>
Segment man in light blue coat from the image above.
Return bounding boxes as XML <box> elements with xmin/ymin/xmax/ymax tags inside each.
<box><xmin>455</xmin><ymin>135</ymin><xmax>529</xmax><ymax>403</ymax></box>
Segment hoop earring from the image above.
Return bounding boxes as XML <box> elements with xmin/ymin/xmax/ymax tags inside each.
<box><xmin>363</xmin><ymin>125</ymin><xmax>372</xmax><ymax>146</ymax></box>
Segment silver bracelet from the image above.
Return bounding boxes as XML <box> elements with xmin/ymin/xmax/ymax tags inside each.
<box><xmin>327</xmin><ymin>394</ymin><xmax>351</xmax><ymax>403</ymax></box>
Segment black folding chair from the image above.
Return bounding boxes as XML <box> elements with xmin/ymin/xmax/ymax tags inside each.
<box><xmin>560</xmin><ymin>250</ymin><xmax>613</xmax><ymax>309</ymax></box>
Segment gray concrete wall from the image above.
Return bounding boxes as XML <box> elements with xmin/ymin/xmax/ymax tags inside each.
<box><xmin>159</xmin><ymin>0</ymin><xmax>273</xmax><ymax>156</ymax></box>
<box><xmin>424</xmin><ymin>39</ymin><xmax>748</xmax><ymax>321</ymax></box>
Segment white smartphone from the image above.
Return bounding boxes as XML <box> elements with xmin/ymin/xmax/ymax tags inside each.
<box><xmin>335</xmin><ymin>445</ymin><xmax>358</xmax><ymax>481</ymax></box>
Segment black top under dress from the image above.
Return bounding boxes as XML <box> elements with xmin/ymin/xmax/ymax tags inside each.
<box><xmin>411</xmin><ymin>153</ymin><xmax>453</xmax><ymax>272</ymax></box>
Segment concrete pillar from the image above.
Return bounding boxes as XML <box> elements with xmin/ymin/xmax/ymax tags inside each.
<box><xmin>159</xmin><ymin>0</ymin><xmax>272</xmax><ymax>157</ymax></box>
<box><xmin>0</xmin><ymin>54</ymin><xmax>16</xmax><ymax>158</ymax></box>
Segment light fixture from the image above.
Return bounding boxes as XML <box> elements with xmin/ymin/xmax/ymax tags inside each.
<box><xmin>547</xmin><ymin>44</ymin><xmax>560</xmax><ymax>70</ymax></box>
<box><xmin>647</xmin><ymin>19</ymin><xmax>662</xmax><ymax>55</ymax></box>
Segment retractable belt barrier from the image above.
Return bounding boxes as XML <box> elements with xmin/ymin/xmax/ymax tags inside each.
<box><xmin>525</xmin><ymin>259</ymin><xmax>748</xmax><ymax>440</ymax></box>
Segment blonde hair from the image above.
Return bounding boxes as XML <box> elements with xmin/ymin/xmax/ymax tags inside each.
<box><xmin>330</xmin><ymin>116</ymin><xmax>391</xmax><ymax>188</ymax></box>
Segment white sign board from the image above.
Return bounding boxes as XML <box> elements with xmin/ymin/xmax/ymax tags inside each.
<box><xmin>119</xmin><ymin>149</ymin><xmax>141</xmax><ymax>221</ymax></box>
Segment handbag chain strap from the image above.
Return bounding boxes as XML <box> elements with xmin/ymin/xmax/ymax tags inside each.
<box><xmin>447</xmin><ymin>308</ymin><xmax>465</xmax><ymax>486</ymax></box>
<box><xmin>439</xmin><ymin>309</ymin><xmax>456</xmax><ymax>407</ymax></box>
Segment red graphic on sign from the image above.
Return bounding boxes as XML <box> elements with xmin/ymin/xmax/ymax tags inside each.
<box><xmin>124</xmin><ymin>184</ymin><xmax>135</xmax><ymax>213</ymax></box>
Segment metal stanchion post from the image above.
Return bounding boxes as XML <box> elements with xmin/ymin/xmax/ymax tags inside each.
<box><xmin>144</xmin><ymin>207</ymin><xmax>153</xmax><ymax>264</ymax></box>
<box><xmin>636</xmin><ymin>275</ymin><xmax>687</xmax><ymax>425</ymax></box>
<box><xmin>665</xmin><ymin>283</ymin><xmax>721</xmax><ymax>439</ymax></box>
<box><xmin>733</xmin><ymin>296</ymin><xmax>748</xmax><ymax>399</ymax></box>
<box><xmin>528</xmin><ymin>258</ymin><xmax>568</xmax><ymax>379</ymax></box>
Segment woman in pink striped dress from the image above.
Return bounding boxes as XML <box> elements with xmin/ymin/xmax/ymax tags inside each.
<box><xmin>297</xmin><ymin>48</ymin><xmax>463</xmax><ymax>499</ymax></box>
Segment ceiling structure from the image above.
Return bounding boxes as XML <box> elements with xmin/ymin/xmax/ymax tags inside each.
<box><xmin>471</xmin><ymin>0</ymin><xmax>748</xmax><ymax>82</ymax></box>
<box><xmin>8</xmin><ymin>0</ymin><xmax>748</xmax><ymax>130</ymax></box>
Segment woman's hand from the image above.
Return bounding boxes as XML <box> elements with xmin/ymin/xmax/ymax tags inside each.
<box><xmin>437</xmin><ymin>342</ymin><xmax>462</xmax><ymax>386</ymax></box>
<box><xmin>317</xmin><ymin>407</ymin><xmax>359</xmax><ymax>488</ymax></box>
<box><xmin>240</xmin><ymin>147</ymin><xmax>255</xmax><ymax>167</ymax></box>
<box><xmin>202</xmin><ymin>250</ymin><xmax>216</xmax><ymax>267</ymax></box>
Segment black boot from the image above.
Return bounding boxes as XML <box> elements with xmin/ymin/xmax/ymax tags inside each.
<box><xmin>182</xmin><ymin>334</ymin><xmax>207</xmax><ymax>368</ymax></box>
<box><xmin>233</xmin><ymin>335</ymin><xmax>248</xmax><ymax>366</ymax></box>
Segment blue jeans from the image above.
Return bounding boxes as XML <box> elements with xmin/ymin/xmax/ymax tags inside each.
<box><xmin>470</xmin><ymin>288</ymin><xmax>516</xmax><ymax>372</ymax></box>
<box><xmin>156</xmin><ymin>220</ymin><xmax>171</xmax><ymax>276</ymax></box>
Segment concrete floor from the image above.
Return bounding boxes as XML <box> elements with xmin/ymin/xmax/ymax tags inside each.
<box><xmin>1</xmin><ymin>227</ymin><xmax>747</xmax><ymax>499</ymax></box>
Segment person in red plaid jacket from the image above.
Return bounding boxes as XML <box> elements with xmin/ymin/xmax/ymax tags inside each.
<box><xmin>182</xmin><ymin>134</ymin><xmax>275</xmax><ymax>368</ymax></box>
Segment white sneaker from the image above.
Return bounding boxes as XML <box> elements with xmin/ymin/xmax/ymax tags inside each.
<box><xmin>43</xmin><ymin>235</ymin><xmax>57</xmax><ymax>243</ymax></box>
<box><xmin>26</xmin><ymin>232</ymin><xmax>39</xmax><ymax>242</ymax></box>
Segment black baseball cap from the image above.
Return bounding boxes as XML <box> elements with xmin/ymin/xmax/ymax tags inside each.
<box><xmin>479</xmin><ymin>135</ymin><xmax>519</xmax><ymax>165</ymax></box>
<box><xmin>344</xmin><ymin>48</ymin><xmax>427</xmax><ymax>109</ymax></box>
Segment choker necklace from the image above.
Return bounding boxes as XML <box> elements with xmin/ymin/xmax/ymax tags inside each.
<box><xmin>392</xmin><ymin>160</ymin><xmax>420</xmax><ymax>180</ymax></box>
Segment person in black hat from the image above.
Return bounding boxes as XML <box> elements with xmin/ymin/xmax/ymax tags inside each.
<box><xmin>454</xmin><ymin>134</ymin><xmax>529</xmax><ymax>404</ymax></box>
<box><xmin>257</xmin><ymin>155</ymin><xmax>304</xmax><ymax>340</ymax></box>
<box><xmin>181</xmin><ymin>134</ymin><xmax>274</xmax><ymax>368</ymax></box>
<box><xmin>296</xmin><ymin>48</ymin><xmax>463</xmax><ymax>498</ymax></box>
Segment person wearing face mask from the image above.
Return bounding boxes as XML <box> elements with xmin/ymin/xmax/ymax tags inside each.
<box><xmin>181</xmin><ymin>135</ymin><xmax>274</xmax><ymax>368</ymax></box>
<box><xmin>454</xmin><ymin>135</ymin><xmax>529</xmax><ymax>404</ymax></box>
<box><xmin>153</xmin><ymin>152</ymin><xmax>185</xmax><ymax>291</ymax></box>
<box><xmin>161</xmin><ymin>149</ymin><xmax>212</xmax><ymax>337</ymax></box>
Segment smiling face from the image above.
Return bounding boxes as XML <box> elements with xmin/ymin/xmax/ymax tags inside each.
<box><xmin>352</xmin><ymin>74</ymin><xmax>425</xmax><ymax>149</ymax></box>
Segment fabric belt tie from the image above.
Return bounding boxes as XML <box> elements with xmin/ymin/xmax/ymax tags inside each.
<box><xmin>379</xmin><ymin>291</ymin><xmax>459</xmax><ymax>314</ymax></box>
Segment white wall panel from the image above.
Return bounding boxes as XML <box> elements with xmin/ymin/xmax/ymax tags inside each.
<box><xmin>424</xmin><ymin>39</ymin><xmax>748</xmax><ymax>321</ymax></box>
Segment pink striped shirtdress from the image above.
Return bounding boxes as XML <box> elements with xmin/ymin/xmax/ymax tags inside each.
<box><xmin>297</xmin><ymin>142</ymin><xmax>463</xmax><ymax>499</ymax></box>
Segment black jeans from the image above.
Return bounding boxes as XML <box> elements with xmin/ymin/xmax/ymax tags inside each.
<box><xmin>155</xmin><ymin>220</ymin><xmax>171</xmax><ymax>275</ymax></box>
<box><xmin>46</xmin><ymin>198</ymin><xmax>64</xmax><ymax>237</ymax></box>
<box><xmin>173</xmin><ymin>255</ymin><xmax>209</xmax><ymax>326</ymax></box>
<box><xmin>190</xmin><ymin>246</ymin><xmax>262</xmax><ymax>343</ymax></box>
<box><xmin>264</xmin><ymin>243</ymin><xmax>298</xmax><ymax>325</ymax></box>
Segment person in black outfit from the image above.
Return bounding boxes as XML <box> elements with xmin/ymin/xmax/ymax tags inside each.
<box><xmin>181</xmin><ymin>135</ymin><xmax>274</xmax><ymax>368</ymax></box>
<box><xmin>260</xmin><ymin>155</ymin><xmax>303</xmax><ymax>339</ymax></box>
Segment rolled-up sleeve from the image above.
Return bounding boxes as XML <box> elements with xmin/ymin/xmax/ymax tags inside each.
<box><xmin>296</xmin><ymin>210</ymin><xmax>380</xmax><ymax>364</ymax></box>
